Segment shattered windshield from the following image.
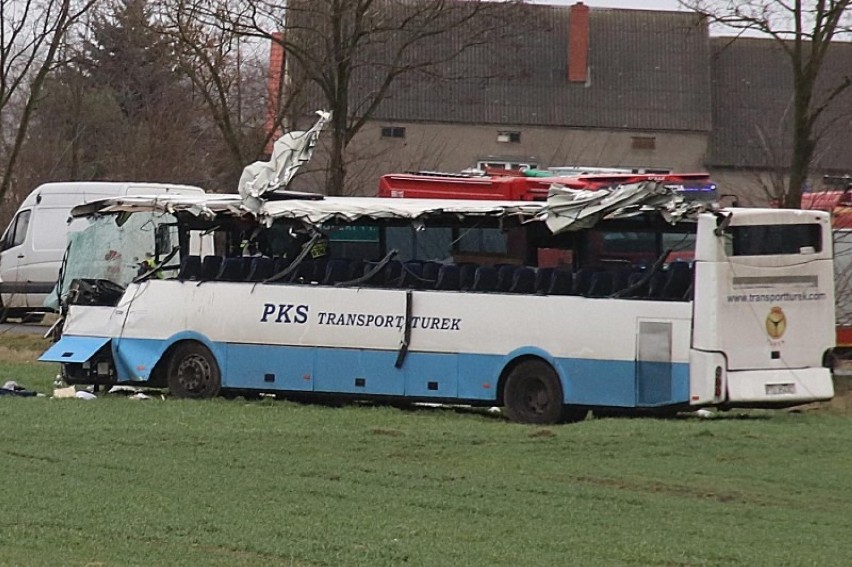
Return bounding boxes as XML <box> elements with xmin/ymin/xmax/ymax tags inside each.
<box><xmin>44</xmin><ymin>212</ymin><xmax>181</xmax><ymax>309</ymax></box>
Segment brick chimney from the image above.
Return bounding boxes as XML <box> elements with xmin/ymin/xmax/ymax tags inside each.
<box><xmin>568</xmin><ymin>2</ymin><xmax>590</xmax><ymax>83</ymax></box>
<box><xmin>265</xmin><ymin>32</ymin><xmax>285</xmax><ymax>154</ymax></box>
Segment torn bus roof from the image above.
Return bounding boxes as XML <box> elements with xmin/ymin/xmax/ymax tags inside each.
<box><xmin>69</xmin><ymin>193</ymin><xmax>245</xmax><ymax>219</ymax></box>
<box><xmin>539</xmin><ymin>181</ymin><xmax>709</xmax><ymax>234</ymax></box>
<box><xmin>71</xmin><ymin>195</ymin><xmax>546</xmax><ymax>225</ymax></box>
<box><xmin>68</xmin><ymin>182</ymin><xmax>705</xmax><ymax>232</ymax></box>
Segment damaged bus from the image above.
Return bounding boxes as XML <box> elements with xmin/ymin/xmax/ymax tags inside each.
<box><xmin>40</xmin><ymin>185</ymin><xmax>836</xmax><ymax>423</ymax></box>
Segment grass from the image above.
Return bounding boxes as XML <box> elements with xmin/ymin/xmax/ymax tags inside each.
<box><xmin>2</xmin><ymin>333</ymin><xmax>852</xmax><ymax>566</ymax></box>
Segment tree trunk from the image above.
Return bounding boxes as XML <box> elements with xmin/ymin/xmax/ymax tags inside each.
<box><xmin>328</xmin><ymin>112</ymin><xmax>347</xmax><ymax>196</ymax></box>
<box><xmin>784</xmin><ymin>74</ymin><xmax>815</xmax><ymax>209</ymax></box>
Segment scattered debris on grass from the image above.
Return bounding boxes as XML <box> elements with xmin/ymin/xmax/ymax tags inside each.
<box><xmin>0</xmin><ymin>380</ymin><xmax>41</xmax><ymax>397</ymax></box>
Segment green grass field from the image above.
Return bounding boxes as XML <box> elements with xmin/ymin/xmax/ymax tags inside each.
<box><xmin>2</xmin><ymin>334</ymin><xmax>852</xmax><ymax>566</ymax></box>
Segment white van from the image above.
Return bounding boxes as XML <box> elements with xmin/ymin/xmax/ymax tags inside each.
<box><xmin>0</xmin><ymin>181</ymin><xmax>206</xmax><ymax>321</ymax></box>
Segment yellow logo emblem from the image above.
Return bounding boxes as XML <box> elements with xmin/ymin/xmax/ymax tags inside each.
<box><xmin>765</xmin><ymin>306</ymin><xmax>787</xmax><ymax>339</ymax></box>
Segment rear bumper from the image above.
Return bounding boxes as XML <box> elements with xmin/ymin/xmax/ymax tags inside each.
<box><xmin>725</xmin><ymin>367</ymin><xmax>834</xmax><ymax>406</ymax></box>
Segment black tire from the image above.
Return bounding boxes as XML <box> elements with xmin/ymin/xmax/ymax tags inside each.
<box><xmin>167</xmin><ymin>342</ymin><xmax>221</xmax><ymax>399</ymax></box>
<box><xmin>503</xmin><ymin>359</ymin><xmax>569</xmax><ymax>424</ymax></box>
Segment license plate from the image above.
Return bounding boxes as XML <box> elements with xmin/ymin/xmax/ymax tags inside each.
<box><xmin>765</xmin><ymin>383</ymin><xmax>796</xmax><ymax>395</ymax></box>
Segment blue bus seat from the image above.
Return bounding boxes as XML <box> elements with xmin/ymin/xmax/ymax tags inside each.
<box><xmin>322</xmin><ymin>259</ymin><xmax>350</xmax><ymax>285</ymax></box>
<box><xmin>246</xmin><ymin>257</ymin><xmax>274</xmax><ymax>282</ymax></box>
<box><xmin>547</xmin><ymin>269</ymin><xmax>573</xmax><ymax>295</ymax></box>
<box><xmin>534</xmin><ymin>267</ymin><xmax>555</xmax><ymax>294</ymax></box>
<box><xmin>395</xmin><ymin>261</ymin><xmax>424</xmax><ymax>288</ymax></box>
<box><xmin>496</xmin><ymin>264</ymin><xmax>515</xmax><ymax>292</ymax></box>
<box><xmin>471</xmin><ymin>266</ymin><xmax>497</xmax><ymax>292</ymax></box>
<box><xmin>435</xmin><ymin>264</ymin><xmax>461</xmax><ymax>290</ymax></box>
<box><xmin>509</xmin><ymin>267</ymin><xmax>536</xmax><ymax>294</ymax></box>
<box><xmin>200</xmin><ymin>255</ymin><xmax>223</xmax><ymax>281</ymax></box>
<box><xmin>586</xmin><ymin>270</ymin><xmax>614</xmax><ymax>297</ymax></box>
<box><xmin>661</xmin><ymin>261</ymin><xmax>693</xmax><ymax>300</ymax></box>
<box><xmin>177</xmin><ymin>255</ymin><xmax>201</xmax><ymax>281</ymax></box>
<box><xmin>571</xmin><ymin>268</ymin><xmax>595</xmax><ymax>296</ymax></box>
<box><xmin>458</xmin><ymin>263</ymin><xmax>478</xmax><ymax>291</ymax></box>
<box><xmin>215</xmin><ymin>257</ymin><xmax>246</xmax><ymax>281</ymax></box>
<box><xmin>421</xmin><ymin>261</ymin><xmax>441</xmax><ymax>288</ymax></box>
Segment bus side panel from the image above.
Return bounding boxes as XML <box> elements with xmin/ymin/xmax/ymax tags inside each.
<box><xmin>223</xmin><ymin>343</ymin><xmax>314</xmax><ymax>392</ymax></box>
<box><xmin>403</xmin><ymin>352</ymin><xmax>458</xmax><ymax>398</ymax></box>
<box><xmin>314</xmin><ymin>348</ymin><xmax>404</xmax><ymax>395</ymax></box>
<box><xmin>558</xmin><ymin>358</ymin><xmax>637</xmax><ymax>407</ymax></box>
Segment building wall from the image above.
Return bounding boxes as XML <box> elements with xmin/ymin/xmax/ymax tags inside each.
<box><xmin>302</xmin><ymin>121</ymin><xmax>710</xmax><ymax>196</ymax></box>
<box><xmin>708</xmin><ymin>169</ymin><xmax>842</xmax><ymax>208</ymax></box>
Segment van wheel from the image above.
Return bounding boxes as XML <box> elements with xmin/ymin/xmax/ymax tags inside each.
<box><xmin>503</xmin><ymin>360</ymin><xmax>569</xmax><ymax>424</ymax></box>
<box><xmin>167</xmin><ymin>342</ymin><xmax>220</xmax><ymax>399</ymax></box>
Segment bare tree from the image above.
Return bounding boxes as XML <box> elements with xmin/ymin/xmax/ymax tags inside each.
<box><xmin>175</xmin><ymin>0</ymin><xmax>521</xmax><ymax>196</ymax></box>
<box><xmin>0</xmin><ymin>0</ymin><xmax>96</xmax><ymax>202</ymax></box>
<box><xmin>683</xmin><ymin>0</ymin><xmax>852</xmax><ymax>208</ymax></box>
<box><xmin>153</xmin><ymin>0</ymin><xmax>273</xmax><ymax>176</ymax></box>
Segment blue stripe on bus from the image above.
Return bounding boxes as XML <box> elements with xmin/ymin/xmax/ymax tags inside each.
<box><xmin>108</xmin><ymin>337</ymin><xmax>689</xmax><ymax>408</ymax></box>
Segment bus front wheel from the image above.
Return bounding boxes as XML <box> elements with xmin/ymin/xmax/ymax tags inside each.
<box><xmin>167</xmin><ymin>342</ymin><xmax>221</xmax><ymax>399</ymax></box>
<box><xmin>503</xmin><ymin>360</ymin><xmax>569</xmax><ymax>424</ymax></box>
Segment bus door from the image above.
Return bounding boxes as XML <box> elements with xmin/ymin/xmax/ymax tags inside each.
<box><xmin>635</xmin><ymin>320</ymin><xmax>675</xmax><ymax>406</ymax></box>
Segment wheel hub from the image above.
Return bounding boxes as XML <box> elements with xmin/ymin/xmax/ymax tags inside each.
<box><xmin>177</xmin><ymin>354</ymin><xmax>211</xmax><ymax>392</ymax></box>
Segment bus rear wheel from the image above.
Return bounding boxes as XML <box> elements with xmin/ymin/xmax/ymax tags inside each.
<box><xmin>167</xmin><ymin>342</ymin><xmax>220</xmax><ymax>399</ymax></box>
<box><xmin>503</xmin><ymin>360</ymin><xmax>569</xmax><ymax>424</ymax></box>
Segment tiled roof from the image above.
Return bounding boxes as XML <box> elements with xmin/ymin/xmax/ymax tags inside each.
<box><xmin>709</xmin><ymin>37</ymin><xmax>852</xmax><ymax>170</ymax></box>
<box><xmin>369</xmin><ymin>4</ymin><xmax>711</xmax><ymax>132</ymax></box>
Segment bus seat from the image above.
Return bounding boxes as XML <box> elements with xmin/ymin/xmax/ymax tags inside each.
<box><xmin>647</xmin><ymin>269</ymin><xmax>668</xmax><ymax>299</ymax></box>
<box><xmin>509</xmin><ymin>267</ymin><xmax>536</xmax><ymax>294</ymax></box>
<box><xmin>683</xmin><ymin>281</ymin><xmax>695</xmax><ymax>301</ymax></box>
<box><xmin>624</xmin><ymin>270</ymin><xmax>649</xmax><ymax>297</ymax></box>
<box><xmin>360</xmin><ymin>259</ymin><xmax>396</xmax><ymax>286</ymax></box>
<box><xmin>459</xmin><ymin>263</ymin><xmax>477</xmax><ymax>291</ymax></box>
<box><xmin>312</xmin><ymin>258</ymin><xmax>328</xmax><ymax>284</ymax></box>
<box><xmin>661</xmin><ymin>261</ymin><xmax>693</xmax><ymax>300</ymax></box>
<box><xmin>289</xmin><ymin>260</ymin><xmax>316</xmax><ymax>284</ymax></box>
<box><xmin>359</xmin><ymin>261</ymin><xmax>380</xmax><ymax>285</ymax></box>
<box><xmin>384</xmin><ymin>260</ymin><xmax>403</xmax><ymax>286</ymax></box>
<box><xmin>435</xmin><ymin>264</ymin><xmax>461</xmax><ymax>290</ymax></box>
<box><xmin>571</xmin><ymin>268</ymin><xmax>595</xmax><ymax>296</ymax></box>
<box><xmin>346</xmin><ymin>259</ymin><xmax>365</xmax><ymax>281</ymax></box>
<box><xmin>421</xmin><ymin>261</ymin><xmax>440</xmax><ymax>288</ymax></box>
<box><xmin>534</xmin><ymin>267</ymin><xmax>555</xmax><ymax>294</ymax></box>
<box><xmin>496</xmin><ymin>264</ymin><xmax>515</xmax><ymax>292</ymax></box>
<box><xmin>396</xmin><ymin>262</ymin><xmax>424</xmax><ymax>288</ymax></box>
<box><xmin>215</xmin><ymin>257</ymin><xmax>245</xmax><ymax>281</ymax></box>
<box><xmin>200</xmin><ymin>255</ymin><xmax>223</xmax><ymax>281</ymax></box>
<box><xmin>548</xmin><ymin>269</ymin><xmax>573</xmax><ymax>295</ymax></box>
<box><xmin>586</xmin><ymin>271</ymin><xmax>614</xmax><ymax>297</ymax></box>
<box><xmin>322</xmin><ymin>259</ymin><xmax>350</xmax><ymax>285</ymax></box>
<box><xmin>246</xmin><ymin>257</ymin><xmax>274</xmax><ymax>282</ymax></box>
<box><xmin>273</xmin><ymin>257</ymin><xmax>290</xmax><ymax>273</ymax></box>
<box><xmin>471</xmin><ymin>266</ymin><xmax>497</xmax><ymax>292</ymax></box>
<box><xmin>177</xmin><ymin>255</ymin><xmax>201</xmax><ymax>281</ymax></box>
<box><xmin>612</xmin><ymin>267</ymin><xmax>633</xmax><ymax>294</ymax></box>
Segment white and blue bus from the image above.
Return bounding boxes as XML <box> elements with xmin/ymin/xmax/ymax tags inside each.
<box><xmin>41</xmin><ymin>191</ymin><xmax>836</xmax><ymax>423</ymax></box>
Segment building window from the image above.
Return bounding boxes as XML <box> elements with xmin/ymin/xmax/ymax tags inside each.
<box><xmin>631</xmin><ymin>136</ymin><xmax>656</xmax><ymax>150</ymax></box>
<box><xmin>497</xmin><ymin>131</ymin><xmax>521</xmax><ymax>143</ymax></box>
<box><xmin>476</xmin><ymin>160</ymin><xmax>538</xmax><ymax>172</ymax></box>
<box><xmin>381</xmin><ymin>126</ymin><xmax>406</xmax><ymax>139</ymax></box>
